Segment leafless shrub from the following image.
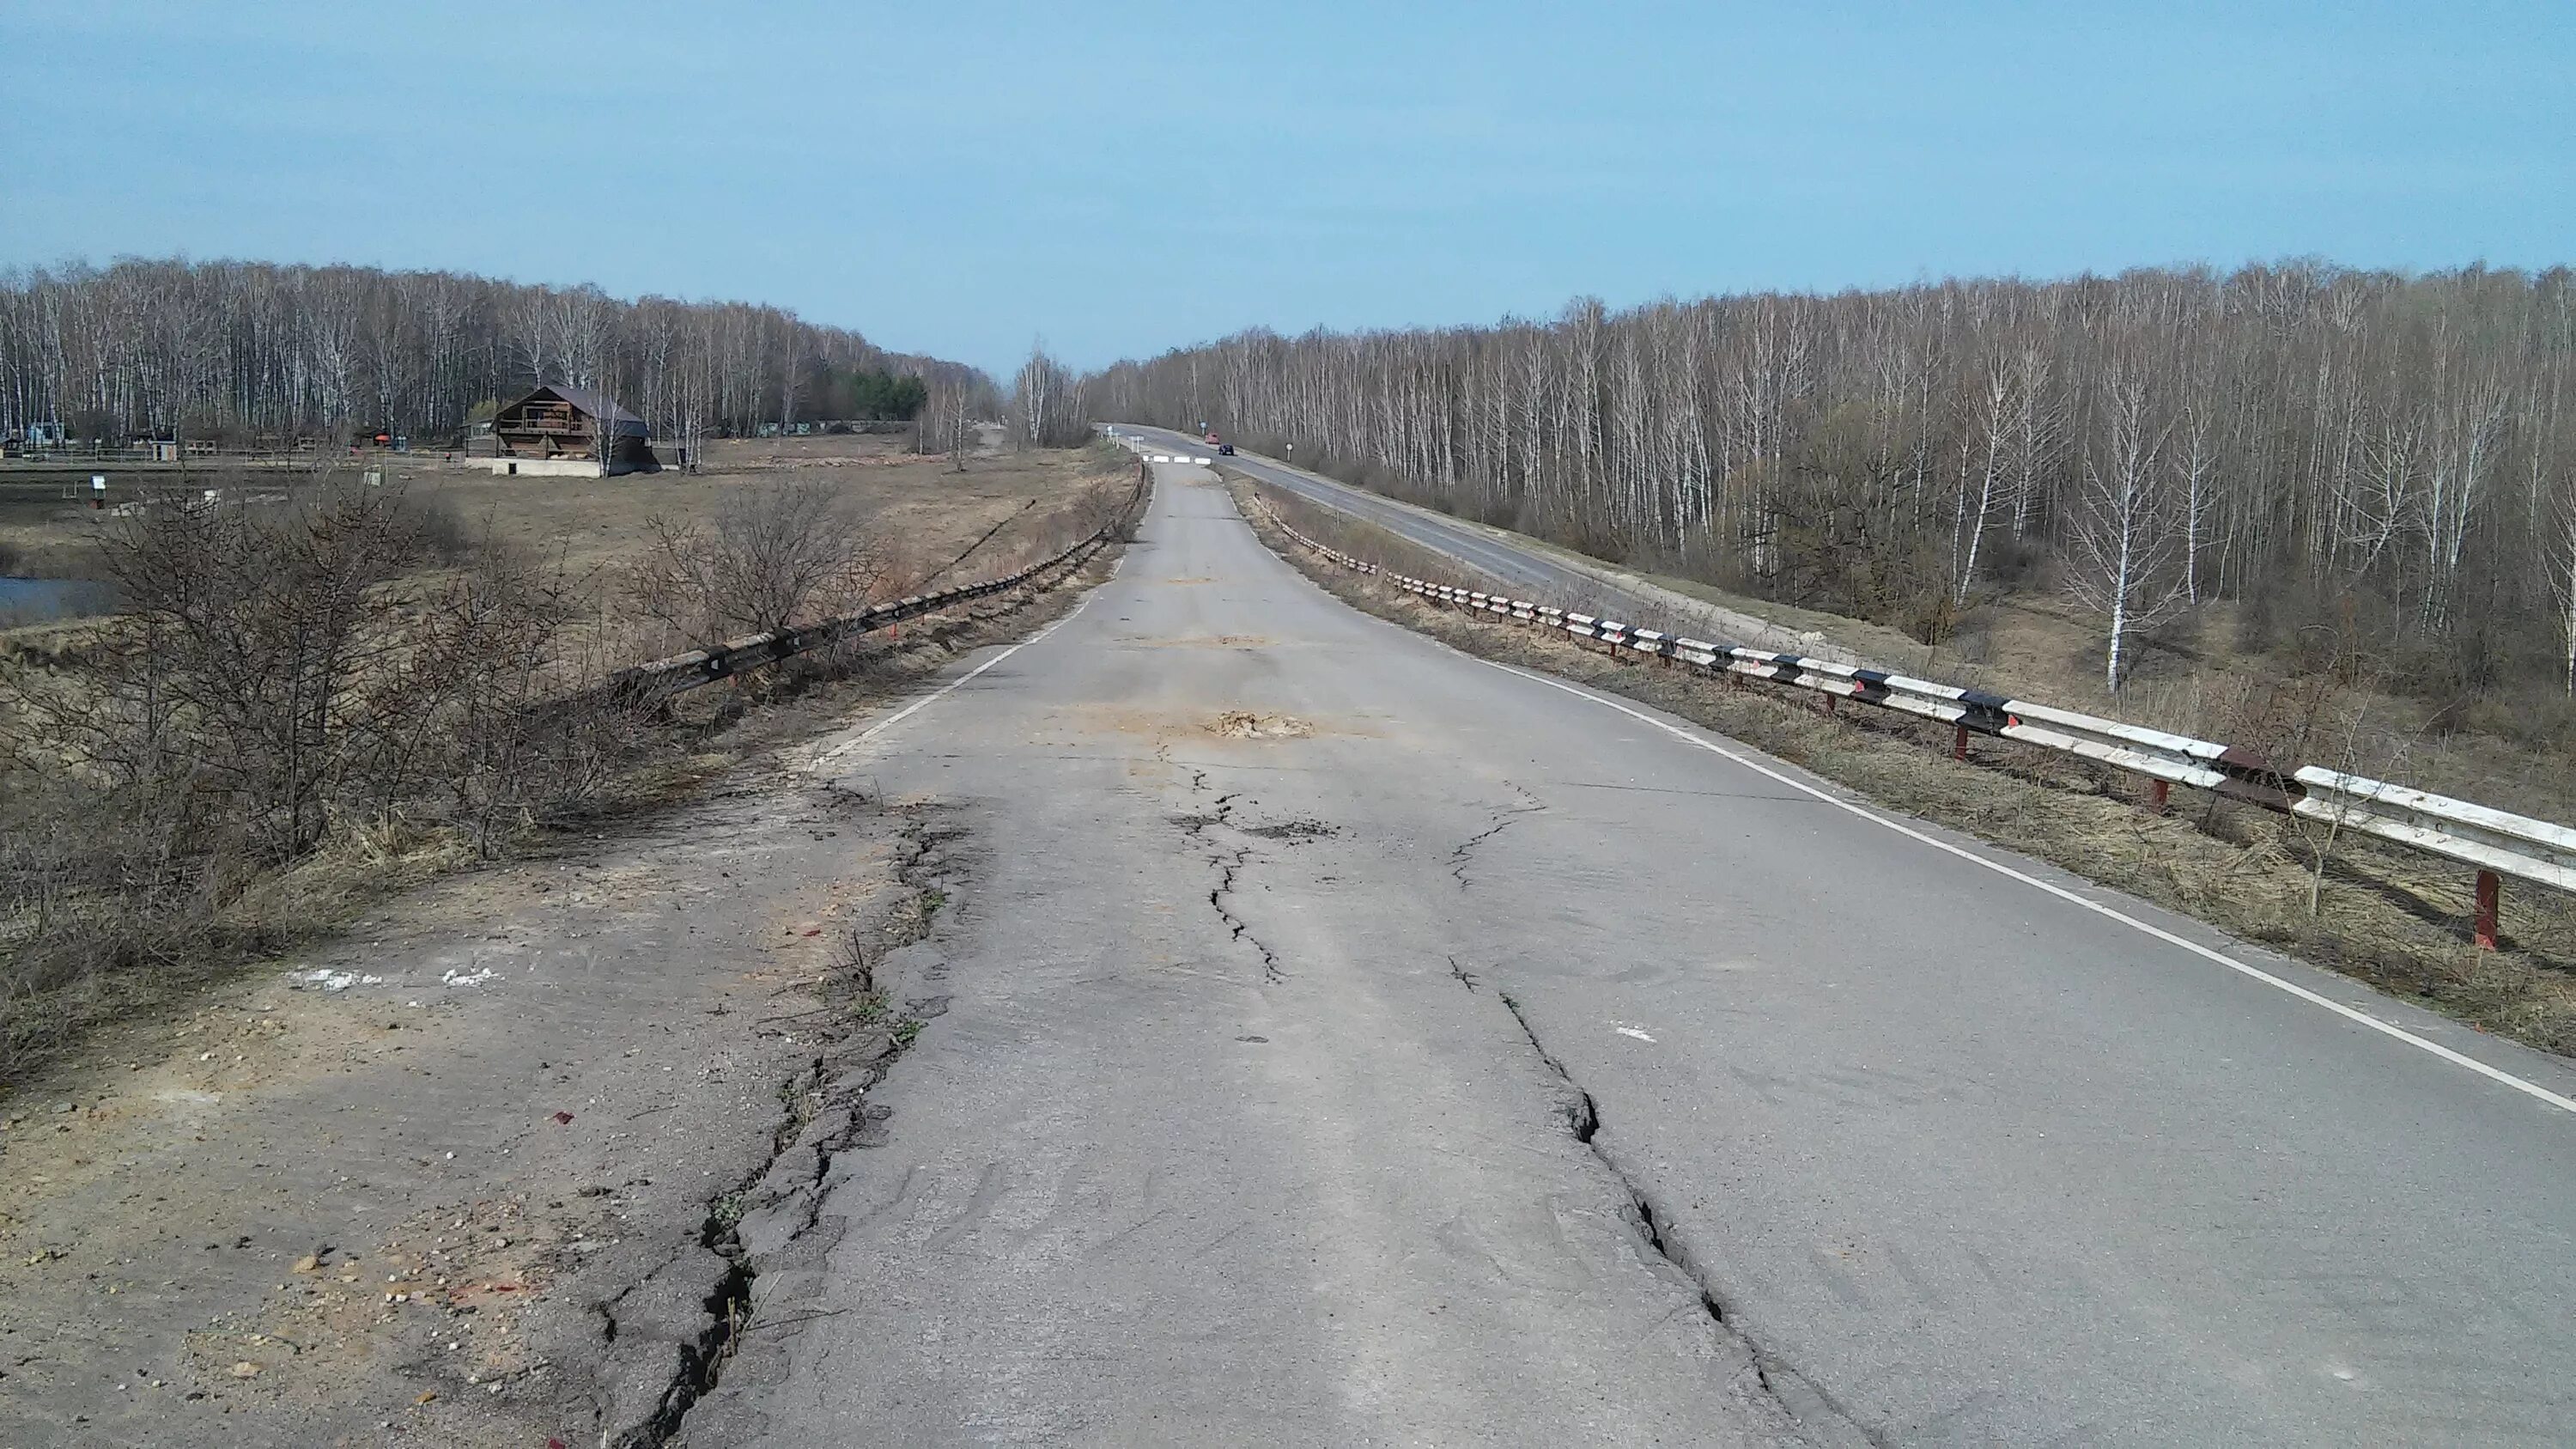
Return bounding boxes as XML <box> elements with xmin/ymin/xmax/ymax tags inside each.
<box><xmin>1059</xmin><ymin>478</ymin><xmax>1139</xmax><ymax>547</ymax></box>
<box><xmin>25</xmin><ymin>479</ymin><xmax>430</xmax><ymax>862</ymax></box>
<box><xmin>627</xmin><ymin>480</ymin><xmax>887</xmax><ymax>646</ymax></box>
<box><xmin>1</xmin><ymin>478</ymin><xmax>655</xmax><ymax>1076</ymax></box>
<box><xmin>367</xmin><ymin>537</ymin><xmax>649</xmax><ymax>854</ymax></box>
<box><xmin>830</xmin><ymin>928</ymin><xmax>875</xmax><ymax>997</ymax></box>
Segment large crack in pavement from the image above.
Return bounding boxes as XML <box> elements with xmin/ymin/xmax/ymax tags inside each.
<box><xmin>632</xmin><ymin>807</ymin><xmax>964</xmax><ymax>1447</ymax></box>
<box><xmin>1449</xmin><ymin>781</ymin><xmax>1546</xmax><ymax>890</ymax></box>
<box><xmin>1171</xmin><ymin>770</ymin><xmax>1290</xmax><ymax>984</ymax></box>
<box><xmin>1479</xmin><ymin>979</ymin><xmax>1883</xmax><ymax>1449</ymax></box>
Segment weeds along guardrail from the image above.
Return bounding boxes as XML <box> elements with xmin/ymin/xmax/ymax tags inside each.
<box><xmin>595</xmin><ymin>472</ymin><xmax>1146</xmax><ymax>703</ymax></box>
<box><xmin>1253</xmin><ymin>496</ymin><xmax>2576</xmax><ymax>950</ymax></box>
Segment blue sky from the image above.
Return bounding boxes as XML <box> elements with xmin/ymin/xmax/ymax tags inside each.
<box><xmin>3</xmin><ymin>1</ymin><xmax>2567</xmax><ymax>376</ymax></box>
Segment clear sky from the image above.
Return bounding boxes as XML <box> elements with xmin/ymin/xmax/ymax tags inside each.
<box><xmin>3</xmin><ymin>0</ymin><xmax>2567</xmax><ymax>377</ymax></box>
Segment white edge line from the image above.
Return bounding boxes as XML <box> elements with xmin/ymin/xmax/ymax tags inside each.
<box><xmin>1480</xmin><ymin>660</ymin><xmax>2576</xmax><ymax>1118</ymax></box>
<box><xmin>812</xmin><ymin>540</ymin><xmax>1126</xmax><ymax>772</ymax></box>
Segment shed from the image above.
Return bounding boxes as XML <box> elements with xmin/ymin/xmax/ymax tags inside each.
<box><xmin>492</xmin><ymin>384</ymin><xmax>658</xmax><ymax>472</ymax></box>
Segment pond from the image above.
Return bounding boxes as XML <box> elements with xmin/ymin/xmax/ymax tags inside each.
<box><xmin>0</xmin><ymin>575</ymin><xmax>119</xmax><ymax>624</ymax></box>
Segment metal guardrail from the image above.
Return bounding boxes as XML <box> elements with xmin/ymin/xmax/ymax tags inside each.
<box><xmin>1251</xmin><ymin>495</ymin><xmax>2569</xmax><ymax>948</ymax></box>
<box><xmin>598</xmin><ymin>475</ymin><xmax>1143</xmax><ymax>701</ymax></box>
<box><xmin>2293</xmin><ymin>770</ymin><xmax>2576</xmax><ymax>894</ymax></box>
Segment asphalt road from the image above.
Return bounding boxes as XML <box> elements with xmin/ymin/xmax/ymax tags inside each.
<box><xmin>690</xmin><ymin>461</ymin><xmax>2576</xmax><ymax>1446</ymax></box>
<box><xmin>1115</xmin><ymin>425</ymin><xmax>1753</xmax><ymax>642</ymax></box>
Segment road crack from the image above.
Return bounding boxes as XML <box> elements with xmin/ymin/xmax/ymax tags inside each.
<box><xmin>1170</xmin><ymin>772</ymin><xmax>1289</xmax><ymax>984</ymax></box>
<box><xmin>1479</xmin><ymin>980</ymin><xmax>1884</xmax><ymax>1448</ymax></box>
<box><xmin>642</xmin><ymin>804</ymin><xmax>962</xmax><ymax>1447</ymax></box>
<box><xmin>1449</xmin><ymin>781</ymin><xmax>1546</xmax><ymax>890</ymax></box>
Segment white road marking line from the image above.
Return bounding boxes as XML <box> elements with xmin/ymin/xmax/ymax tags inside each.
<box><xmin>812</xmin><ymin>557</ymin><xmax>1119</xmax><ymax>772</ymax></box>
<box><xmin>1614</xmin><ymin>1026</ymin><xmax>1657</xmax><ymax>1043</ymax></box>
<box><xmin>1482</xmin><ymin>661</ymin><xmax>2576</xmax><ymax>1118</ymax></box>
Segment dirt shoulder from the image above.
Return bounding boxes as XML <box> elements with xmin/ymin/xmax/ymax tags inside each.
<box><xmin>0</xmin><ymin>547</ymin><xmax>1120</xmax><ymax>1448</ymax></box>
<box><xmin>1234</xmin><ymin>478</ymin><xmax>2576</xmax><ymax>1058</ymax></box>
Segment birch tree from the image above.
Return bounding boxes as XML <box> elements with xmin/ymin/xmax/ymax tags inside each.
<box><xmin>2064</xmin><ymin>361</ymin><xmax>2181</xmax><ymax>691</ymax></box>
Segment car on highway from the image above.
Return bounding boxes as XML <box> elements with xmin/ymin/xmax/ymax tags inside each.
<box><xmin>1218</xmin><ymin>442</ymin><xmax>1235</xmax><ymax>455</ymax></box>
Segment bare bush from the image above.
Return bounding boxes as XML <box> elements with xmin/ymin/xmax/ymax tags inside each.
<box><xmin>627</xmin><ymin>481</ymin><xmax>887</xmax><ymax>645</ymax></box>
<box><xmin>2</xmin><ymin>478</ymin><xmax>652</xmax><ymax>1075</ymax></box>
<box><xmin>25</xmin><ymin>479</ymin><xmax>430</xmax><ymax>861</ymax></box>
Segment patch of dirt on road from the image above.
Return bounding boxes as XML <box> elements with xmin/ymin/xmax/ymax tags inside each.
<box><xmin>1211</xmin><ymin>710</ymin><xmax>1312</xmax><ymax>740</ymax></box>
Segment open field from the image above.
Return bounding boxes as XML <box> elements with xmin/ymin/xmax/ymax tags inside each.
<box><xmin>1</xmin><ymin>433</ymin><xmax>1123</xmax><ymax>634</ymax></box>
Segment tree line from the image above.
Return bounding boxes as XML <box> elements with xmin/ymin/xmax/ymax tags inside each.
<box><xmin>0</xmin><ymin>258</ymin><xmax>992</xmax><ymax>447</ymax></box>
<box><xmin>1086</xmin><ymin>264</ymin><xmax>2576</xmax><ymax>697</ymax></box>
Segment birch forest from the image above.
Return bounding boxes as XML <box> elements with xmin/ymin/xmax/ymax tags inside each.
<box><xmin>0</xmin><ymin>258</ymin><xmax>989</xmax><ymax>446</ymax></box>
<box><xmin>1088</xmin><ymin>265</ymin><xmax>2576</xmax><ymax>697</ymax></box>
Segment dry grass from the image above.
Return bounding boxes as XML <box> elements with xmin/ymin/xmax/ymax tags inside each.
<box><xmin>404</xmin><ymin>435</ymin><xmax>1098</xmax><ymax>577</ymax></box>
<box><xmin>2</xmin><ymin>435</ymin><xmax>1131</xmax><ymax>646</ymax></box>
<box><xmin>1241</xmin><ymin>479</ymin><xmax>2576</xmax><ymax>1057</ymax></box>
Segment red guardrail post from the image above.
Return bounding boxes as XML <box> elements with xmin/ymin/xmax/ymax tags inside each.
<box><xmin>2476</xmin><ymin>868</ymin><xmax>2501</xmax><ymax>951</ymax></box>
<box><xmin>2149</xmin><ymin>779</ymin><xmax>2171</xmax><ymax>813</ymax></box>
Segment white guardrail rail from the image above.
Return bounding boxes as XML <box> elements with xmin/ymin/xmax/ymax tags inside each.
<box><xmin>1236</xmin><ymin>489</ymin><xmax>2571</xmax><ymax>949</ymax></box>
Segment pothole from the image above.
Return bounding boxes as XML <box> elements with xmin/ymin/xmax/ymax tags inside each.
<box><xmin>1242</xmin><ymin>819</ymin><xmax>1337</xmax><ymax>841</ymax></box>
<box><xmin>1210</xmin><ymin>710</ymin><xmax>1311</xmax><ymax>740</ymax></box>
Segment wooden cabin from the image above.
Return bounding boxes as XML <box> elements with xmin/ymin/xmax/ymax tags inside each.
<box><xmin>492</xmin><ymin>384</ymin><xmax>657</xmax><ymax>472</ymax></box>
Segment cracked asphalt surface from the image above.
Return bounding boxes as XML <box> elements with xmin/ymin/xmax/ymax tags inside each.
<box><xmin>684</xmin><ymin>463</ymin><xmax>2576</xmax><ymax>1446</ymax></box>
